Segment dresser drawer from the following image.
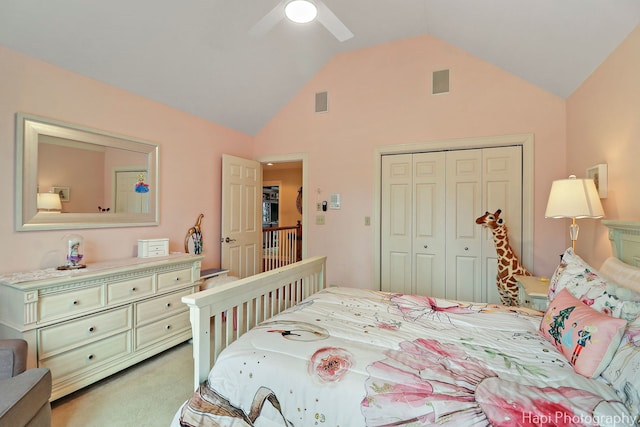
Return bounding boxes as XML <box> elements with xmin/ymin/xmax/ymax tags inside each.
<box><xmin>41</xmin><ymin>331</ymin><xmax>131</xmax><ymax>382</ymax></box>
<box><xmin>136</xmin><ymin>311</ymin><xmax>191</xmax><ymax>350</ymax></box>
<box><xmin>39</xmin><ymin>306</ymin><xmax>132</xmax><ymax>356</ymax></box>
<box><xmin>39</xmin><ymin>286</ymin><xmax>103</xmax><ymax>323</ymax></box>
<box><xmin>107</xmin><ymin>276</ymin><xmax>154</xmax><ymax>305</ymax></box>
<box><xmin>136</xmin><ymin>288</ymin><xmax>192</xmax><ymax>326</ymax></box>
<box><xmin>157</xmin><ymin>268</ymin><xmax>192</xmax><ymax>291</ymax></box>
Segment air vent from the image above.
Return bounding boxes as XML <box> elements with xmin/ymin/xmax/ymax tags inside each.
<box><xmin>315</xmin><ymin>91</ymin><xmax>328</xmax><ymax>113</ymax></box>
<box><xmin>432</xmin><ymin>69</ymin><xmax>450</xmax><ymax>95</ymax></box>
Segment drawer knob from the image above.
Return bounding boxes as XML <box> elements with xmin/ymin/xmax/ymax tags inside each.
<box><xmin>175</xmin><ymin>277</ymin><xmax>180</xmax><ymax>281</ymax></box>
<box><xmin>72</xmin><ymin>300</ymin><xmax>79</xmax><ymax>305</ymax></box>
<box><xmin>88</xmin><ymin>354</ymin><xmax>95</xmax><ymax>360</ymax></box>
<box><xmin>166</xmin><ymin>303</ymin><xmax>171</xmax><ymax>308</ymax></box>
<box><xmin>88</xmin><ymin>326</ymin><xmax>95</xmax><ymax>333</ymax></box>
<box><xmin>131</xmin><ymin>287</ymin><xmax>137</xmax><ymax>292</ymax></box>
<box><xmin>165</xmin><ymin>325</ymin><xmax>172</xmax><ymax>330</ymax></box>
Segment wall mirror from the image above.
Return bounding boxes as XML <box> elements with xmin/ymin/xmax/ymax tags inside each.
<box><xmin>16</xmin><ymin>113</ymin><xmax>159</xmax><ymax>231</ymax></box>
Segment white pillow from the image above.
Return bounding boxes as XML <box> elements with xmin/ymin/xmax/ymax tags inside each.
<box><xmin>599</xmin><ymin>256</ymin><xmax>640</xmax><ymax>294</ymax></box>
<box><xmin>548</xmin><ymin>248</ymin><xmax>640</xmax><ymax>322</ymax></box>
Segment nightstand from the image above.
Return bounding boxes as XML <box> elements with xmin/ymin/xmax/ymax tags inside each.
<box><xmin>514</xmin><ymin>275</ymin><xmax>550</xmax><ymax>311</ymax></box>
<box><xmin>200</xmin><ymin>268</ymin><xmax>232</xmax><ymax>290</ymax></box>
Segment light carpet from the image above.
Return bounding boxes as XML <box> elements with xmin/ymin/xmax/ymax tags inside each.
<box><xmin>51</xmin><ymin>341</ymin><xmax>194</xmax><ymax>427</ymax></box>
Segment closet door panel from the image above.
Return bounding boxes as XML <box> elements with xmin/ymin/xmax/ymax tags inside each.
<box><xmin>446</xmin><ymin>150</ymin><xmax>482</xmax><ymax>301</ymax></box>
<box><xmin>389</xmin><ymin>252</ymin><xmax>411</xmax><ymax>294</ymax></box>
<box><xmin>454</xmin><ymin>256</ymin><xmax>479</xmax><ymax>302</ymax></box>
<box><xmin>381</xmin><ymin>155</ymin><xmax>412</xmax><ymax>293</ymax></box>
<box><xmin>413</xmin><ymin>152</ymin><xmax>446</xmax><ymax>297</ymax></box>
<box><xmin>482</xmin><ymin>146</ymin><xmax>523</xmax><ymax>303</ymax></box>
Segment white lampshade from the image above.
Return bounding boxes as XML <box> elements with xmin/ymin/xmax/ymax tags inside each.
<box><xmin>37</xmin><ymin>192</ymin><xmax>62</xmax><ymax>211</ymax></box>
<box><xmin>545</xmin><ymin>175</ymin><xmax>604</xmax><ymax>219</ymax></box>
<box><xmin>545</xmin><ymin>175</ymin><xmax>604</xmax><ymax>253</ymax></box>
<box><xmin>285</xmin><ymin>0</ymin><xmax>318</xmax><ymax>23</ymax></box>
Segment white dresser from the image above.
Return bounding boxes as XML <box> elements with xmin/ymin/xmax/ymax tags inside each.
<box><xmin>0</xmin><ymin>254</ymin><xmax>203</xmax><ymax>400</ymax></box>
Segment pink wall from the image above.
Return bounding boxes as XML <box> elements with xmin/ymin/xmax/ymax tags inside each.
<box><xmin>567</xmin><ymin>25</ymin><xmax>640</xmax><ymax>267</ymax></box>
<box><xmin>255</xmin><ymin>34</ymin><xmax>568</xmax><ymax>287</ymax></box>
<box><xmin>0</xmin><ymin>46</ymin><xmax>253</xmax><ymax>272</ymax></box>
<box><xmin>6</xmin><ymin>26</ymin><xmax>633</xmax><ymax>284</ymax></box>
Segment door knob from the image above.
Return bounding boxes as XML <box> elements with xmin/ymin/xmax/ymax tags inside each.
<box><xmin>224</xmin><ymin>237</ymin><xmax>236</xmax><ymax>243</ymax></box>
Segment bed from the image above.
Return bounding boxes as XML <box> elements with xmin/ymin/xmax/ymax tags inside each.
<box><xmin>173</xmin><ymin>221</ymin><xmax>640</xmax><ymax>426</ymax></box>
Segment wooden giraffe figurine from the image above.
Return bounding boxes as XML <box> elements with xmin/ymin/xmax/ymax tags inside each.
<box><xmin>475</xmin><ymin>209</ymin><xmax>531</xmax><ymax>306</ymax></box>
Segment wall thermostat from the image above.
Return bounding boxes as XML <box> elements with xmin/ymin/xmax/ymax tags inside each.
<box><xmin>329</xmin><ymin>193</ymin><xmax>341</xmax><ymax>209</ymax></box>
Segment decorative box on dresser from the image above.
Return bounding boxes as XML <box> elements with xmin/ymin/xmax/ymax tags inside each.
<box><xmin>0</xmin><ymin>253</ymin><xmax>203</xmax><ymax>400</ymax></box>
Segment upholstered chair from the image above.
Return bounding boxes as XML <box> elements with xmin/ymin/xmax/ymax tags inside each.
<box><xmin>0</xmin><ymin>339</ymin><xmax>52</xmax><ymax>427</ymax></box>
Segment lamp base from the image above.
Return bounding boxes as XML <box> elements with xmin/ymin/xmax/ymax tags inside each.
<box><xmin>570</xmin><ymin>219</ymin><xmax>579</xmax><ymax>252</ymax></box>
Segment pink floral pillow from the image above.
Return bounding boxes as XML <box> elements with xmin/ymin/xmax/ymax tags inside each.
<box><xmin>539</xmin><ymin>288</ymin><xmax>627</xmax><ymax>378</ymax></box>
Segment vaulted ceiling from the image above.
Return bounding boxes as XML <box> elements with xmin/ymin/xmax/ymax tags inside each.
<box><xmin>1</xmin><ymin>1</ymin><xmax>638</xmax><ymax>135</ymax></box>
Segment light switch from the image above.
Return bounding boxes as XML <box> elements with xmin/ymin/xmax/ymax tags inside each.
<box><xmin>364</xmin><ymin>216</ymin><xmax>371</xmax><ymax>226</ymax></box>
<box><xmin>316</xmin><ymin>214</ymin><xmax>325</xmax><ymax>225</ymax></box>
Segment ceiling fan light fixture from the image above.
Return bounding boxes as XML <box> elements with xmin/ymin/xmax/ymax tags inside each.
<box><xmin>284</xmin><ymin>0</ymin><xmax>317</xmax><ymax>24</ymax></box>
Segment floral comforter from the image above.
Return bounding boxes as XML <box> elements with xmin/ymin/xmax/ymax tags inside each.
<box><xmin>178</xmin><ymin>287</ymin><xmax>634</xmax><ymax>427</ymax></box>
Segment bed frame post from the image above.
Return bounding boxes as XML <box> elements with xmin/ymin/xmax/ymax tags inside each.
<box><xmin>188</xmin><ymin>304</ymin><xmax>212</xmax><ymax>390</ymax></box>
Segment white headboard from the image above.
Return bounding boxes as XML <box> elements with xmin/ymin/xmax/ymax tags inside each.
<box><xmin>603</xmin><ymin>220</ymin><xmax>640</xmax><ymax>267</ymax></box>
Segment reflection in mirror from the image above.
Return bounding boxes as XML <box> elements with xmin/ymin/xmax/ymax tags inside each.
<box><xmin>16</xmin><ymin>113</ymin><xmax>159</xmax><ymax>231</ymax></box>
<box><xmin>38</xmin><ymin>136</ymin><xmax>149</xmax><ymax>214</ymax></box>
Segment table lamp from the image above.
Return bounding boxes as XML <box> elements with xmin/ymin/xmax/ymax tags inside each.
<box><xmin>37</xmin><ymin>192</ymin><xmax>62</xmax><ymax>212</ymax></box>
<box><xmin>545</xmin><ymin>175</ymin><xmax>604</xmax><ymax>253</ymax></box>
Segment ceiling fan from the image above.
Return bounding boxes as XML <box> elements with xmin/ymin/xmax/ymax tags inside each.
<box><xmin>249</xmin><ymin>0</ymin><xmax>354</xmax><ymax>42</ymax></box>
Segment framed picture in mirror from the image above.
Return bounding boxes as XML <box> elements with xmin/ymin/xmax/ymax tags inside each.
<box><xmin>51</xmin><ymin>186</ymin><xmax>70</xmax><ymax>202</ymax></box>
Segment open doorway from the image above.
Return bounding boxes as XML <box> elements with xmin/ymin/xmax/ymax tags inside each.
<box><xmin>261</xmin><ymin>160</ymin><xmax>304</xmax><ymax>271</ymax></box>
<box><xmin>262</xmin><ymin>183</ymin><xmax>280</xmax><ymax>228</ymax></box>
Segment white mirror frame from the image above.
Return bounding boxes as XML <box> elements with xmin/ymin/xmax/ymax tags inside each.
<box><xmin>16</xmin><ymin>113</ymin><xmax>159</xmax><ymax>231</ymax></box>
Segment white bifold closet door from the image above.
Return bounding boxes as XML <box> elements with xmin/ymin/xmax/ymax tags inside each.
<box><xmin>381</xmin><ymin>146</ymin><xmax>522</xmax><ymax>303</ymax></box>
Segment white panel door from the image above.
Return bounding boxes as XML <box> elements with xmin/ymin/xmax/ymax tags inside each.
<box><xmin>115</xmin><ymin>170</ymin><xmax>148</xmax><ymax>213</ymax></box>
<box><xmin>481</xmin><ymin>146</ymin><xmax>523</xmax><ymax>303</ymax></box>
<box><xmin>221</xmin><ymin>154</ymin><xmax>261</xmax><ymax>278</ymax></box>
<box><xmin>381</xmin><ymin>155</ymin><xmax>412</xmax><ymax>293</ymax></box>
<box><xmin>413</xmin><ymin>152</ymin><xmax>446</xmax><ymax>297</ymax></box>
<box><xmin>445</xmin><ymin>149</ymin><xmax>482</xmax><ymax>302</ymax></box>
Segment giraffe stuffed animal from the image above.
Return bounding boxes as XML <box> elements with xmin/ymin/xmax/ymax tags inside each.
<box><xmin>475</xmin><ymin>209</ymin><xmax>531</xmax><ymax>306</ymax></box>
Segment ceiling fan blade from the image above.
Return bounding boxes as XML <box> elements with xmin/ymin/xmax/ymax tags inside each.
<box><xmin>249</xmin><ymin>0</ymin><xmax>288</xmax><ymax>37</ymax></box>
<box><xmin>315</xmin><ymin>0</ymin><xmax>354</xmax><ymax>42</ymax></box>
